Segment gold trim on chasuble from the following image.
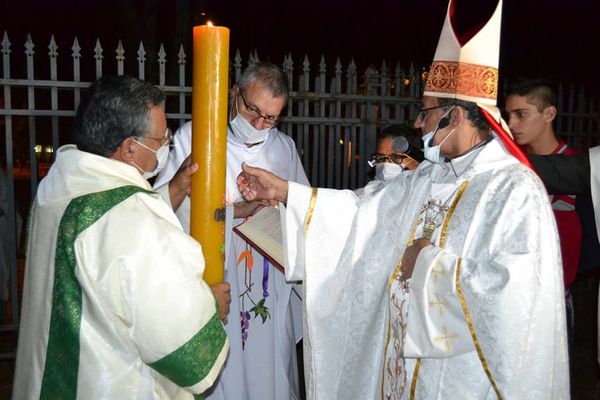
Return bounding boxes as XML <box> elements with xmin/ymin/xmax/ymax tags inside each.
<box><xmin>425</xmin><ymin>61</ymin><xmax>498</xmax><ymax>101</ymax></box>
<box><xmin>408</xmin><ymin>180</ymin><xmax>467</xmax><ymax>399</ymax></box>
<box><xmin>305</xmin><ymin>187</ymin><xmax>319</xmax><ymax>236</ymax></box>
<box><xmin>303</xmin><ymin>187</ymin><xmax>318</xmax><ymax>399</ymax></box>
<box><xmin>407</xmin><ymin>179</ymin><xmax>502</xmax><ymax>399</ymax></box>
<box><xmin>455</xmin><ymin>259</ymin><xmax>504</xmax><ymax>399</ymax></box>
<box><xmin>381</xmin><ymin>180</ymin><xmax>484</xmax><ymax>399</ymax></box>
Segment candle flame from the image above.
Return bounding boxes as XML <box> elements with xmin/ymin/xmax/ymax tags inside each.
<box><xmin>207</xmin><ymin>20</ymin><xmax>213</xmax><ymax>27</ymax></box>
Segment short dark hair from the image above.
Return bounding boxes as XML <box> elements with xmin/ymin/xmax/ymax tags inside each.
<box><xmin>437</xmin><ymin>97</ymin><xmax>490</xmax><ymax>132</ymax></box>
<box><xmin>73</xmin><ymin>75</ymin><xmax>165</xmax><ymax>157</ymax></box>
<box><xmin>377</xmin><ymin>123</ymin><xmax>423</xmax><ymax>150</ymax></box>
<box><xmin>507</xmin><ymin>78</ymin><xmax>557</xmax><ymax>112</ymax></box>
<box><xmin>237</xmin><ymin>61</ymin><xmax>289</xmax><ymax>102</ymax></box>
<box><xmin>377</xmin><ymin>124</ymin><xmax>416</xmax><ymax>141</ymax></box>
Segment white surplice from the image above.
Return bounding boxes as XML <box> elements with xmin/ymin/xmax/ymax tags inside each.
<box><xmin>13</xmin><ymin>145</ymin><xmax>228</xmax><ymax>400</ymax></box>
<box><xmin>155</xmin><ymin>121</ymin><xmax>309</xmax><ymax>400</ymax></box>
<box><xmin>282</xmin><ymin>137</ymin><xmax>569</xmax><ymax>399</ymax></box>
<box><xmin>590</xmin><ymin>146</ymin><xmax>600</xmax><ymax>367</ymax></box>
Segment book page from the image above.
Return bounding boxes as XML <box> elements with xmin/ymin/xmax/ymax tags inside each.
<box><xmin>234</xmin><ymin>206</ymin><xmax>283</xmax><ymax>267</ymax></box>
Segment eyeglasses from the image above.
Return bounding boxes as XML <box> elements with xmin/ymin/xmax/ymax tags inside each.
<box><xmin>140</xmin><ymin>127</ymin><xmax>173</xmax><ymax>147</ymax></box>
<box><xmin>416</xmin><ymin>105</ymin><xmax>448</xmax><ymax>122</ymax></box>
<box><xmin>368</xmin><ymin>153</ymin><xmax>407</xmax><ymax>168</ymax></box>
<box><xmin>238</xmin><ymin>91</ymin><xmax>279</xmax><ymax>128</ymax></box>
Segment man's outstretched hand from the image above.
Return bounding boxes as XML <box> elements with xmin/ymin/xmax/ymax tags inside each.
<box><xmin>237</xmin><ymin>162</ymin><xmax>289</xmax><ymax>204</ymax></box>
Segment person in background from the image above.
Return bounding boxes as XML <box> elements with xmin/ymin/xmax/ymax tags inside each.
<box><xmin>505</xmin><ymin>78</ymin><xmax>582</xmax><ymax>345</ymax></box>
<box><xmin>529</xmin><ymin>147</ymin><xmax>600</xmax><ymax>368</ymax></box>
<box><xmin>154</xmin><ymin>62</ymin><xmax>309</xmax><ymax>400</ymax></box>
<box><xmin>368</xmin><ymin>123</ymin><xmax>423</xmax><ymax>181</ymax></box>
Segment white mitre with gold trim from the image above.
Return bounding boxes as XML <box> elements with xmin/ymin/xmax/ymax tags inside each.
<box><xmin>424</xmin><ymin>0</ymin><xmax>501</xmax><ymax>106</ymax></box>
<box><xmin>424</xmin><ymin>0</ymin><xmax>534</xmax><ymax>167</ymax></box>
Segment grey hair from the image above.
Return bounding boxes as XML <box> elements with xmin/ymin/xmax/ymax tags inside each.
<box><xmin>237</xmin><ymin>61</ymin><xmax>289</xmax><ymax>102</ymax></box>
<box><xmin>73</xmin><ymin>75</ymin><xmax>165</xmax><ymax>157</ymax></box>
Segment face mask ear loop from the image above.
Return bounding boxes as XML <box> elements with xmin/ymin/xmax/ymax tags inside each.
<box><xmin>133</xmin><ymin>138</ymin><xmax>157</xmax><ymax>154</ymax></box>
<box><xmin>438</xmin><ymin>128</ymin><xmax>456</xmax><ymax>148</ymax></box>
<box><xmin>130</xmin><ymin>160</ymin><xmax>147</xmax><ymax>175</ymax></box>
<box><xmin>430</xmin><ymin>106</ymin><xmax>456</xmax><ymax>145</ymax></box>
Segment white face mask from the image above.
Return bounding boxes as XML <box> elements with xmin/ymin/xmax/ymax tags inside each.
<box><xmin>422</xmin><ymin>108</ymin><xmax>456</xmax><ymax>164</ymax></box>
<box><xmin>229</xmin><ymin>113</ymin><xmax>271</xmax><ymax>145</ymax></box>
<box><xmin>131</xmin><ymin>139</ymin><xmax>170</xmax><ymax>179</ymax></box>
<box><xmin>375</xmin><ymin>162</ymin><xmax>403</xmax><ymax>181</ymax></box>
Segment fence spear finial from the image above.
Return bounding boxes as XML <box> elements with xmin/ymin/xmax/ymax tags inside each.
<box><xmin>25</xmin><ymin>33</ymin><xmax>35</xmax><ymax>56</ymax></box>
<box><xmin>1</xmin><ymin>31</ymin><xmax>11</xmax><ymax>55</ymax></box>
<box><xmin>72</xmin><ymin>37</ymin><xmax>81</xmax><ymax>59</ymax></box>
<box><xmin>178</xmin><ymin>44</ymin><xmax>186</xmax><ymax>65</ymax></box>
<box><xmin>48</xmin><ymin>35</ymin><xmax>58</xmax><ymax>57</ymax></box>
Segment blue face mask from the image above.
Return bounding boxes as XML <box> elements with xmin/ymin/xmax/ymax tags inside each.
<box><xmin>422</xmin><ymin>108</ymin><xmax>456</xmax><ymax>164</ymax></box>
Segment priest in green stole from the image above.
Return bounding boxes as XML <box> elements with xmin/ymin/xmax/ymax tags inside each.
<box><xmin>13</xmin><ymin>75</ymin><xmax>229</xmax><ymax>400</ymax></box>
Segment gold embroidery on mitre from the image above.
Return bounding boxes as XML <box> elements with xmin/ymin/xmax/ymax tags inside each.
<box><xmin>425</xmin><ymin>61</ymin><xmax>498</xmax><ymax>100</ymax></box>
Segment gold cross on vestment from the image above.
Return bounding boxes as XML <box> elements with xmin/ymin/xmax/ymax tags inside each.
<box><xmin>431</xmin><ymin>260</ymin><xmax>447</xmax><ymax>284</ymax></box>
<box><xmin>429</xmin><ymin>294</ymin><xmax>447</xmax><ymax>316</ymax></box>
<box><xmin>434</xmin><ymin>326</ymin><xmax>459</xmax><ymax>352</ymax></box>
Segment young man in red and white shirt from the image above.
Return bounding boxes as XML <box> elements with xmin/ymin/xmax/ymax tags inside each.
<box><xmin>505</xmin><ymin>79</ymin><xmax>581</xmax><ymax>341</ymax></box>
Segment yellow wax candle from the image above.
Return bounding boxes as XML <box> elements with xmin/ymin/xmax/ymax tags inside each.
<box><xmin>191</xmin><ymin>22</ymin><xmax>229</xmax><ymax>285</ymax></box>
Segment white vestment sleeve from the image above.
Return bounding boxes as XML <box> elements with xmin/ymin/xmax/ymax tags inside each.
<box><xmin>592</xmin><ymin>146</ymin><xmax>600</xmax><ymax>367</ymax></box>
<box><xmin>154</xmin><ymin>183</ymin><xmax>173</xmax><ymax>209</ymax></box>
<box><xmin>589</xmin><ymin>146</ymin><xmax>600</xmax><ymax>240</ymax></box>
<box><xmin>405</xmin><ymin>245</ymin><xmax>474</xmax><ymax>358</ymax></box>
<box><xmin>282</xmin><ymin>182</ymin><xmax>314</xmax><ymax>281</ymax></box>
<box><xmin>87</xmin><ymin>195</ymin><xmax>228</xmax><ymax>394</ymax></box>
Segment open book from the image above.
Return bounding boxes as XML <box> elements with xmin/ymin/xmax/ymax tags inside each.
<box><xmin>233</xmin><ymin>206</ymin><xmax>284</xmax><ymax>272</ymax></box>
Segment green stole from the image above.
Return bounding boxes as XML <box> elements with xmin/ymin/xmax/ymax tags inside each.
<box><xmin>40</xmin><ymin>185</ymin><xmax>226</xmax><ymax>400</ymax></box>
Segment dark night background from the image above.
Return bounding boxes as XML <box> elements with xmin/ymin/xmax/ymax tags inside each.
<box><xmin>1</xmin><ymin>0</ymin><xmax>600</xmax><ymax>94</ymax></box>
<box><xmin>1</xmin><ymin>1</ymin><xmax>600</xmax><ymax>398</ymax></box>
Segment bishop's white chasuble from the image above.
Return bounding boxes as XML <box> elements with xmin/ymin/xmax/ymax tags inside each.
<box><xmin>282</xmin><ymin>138</ymin><xmax>569</xmax><ymax>399</ymax></box>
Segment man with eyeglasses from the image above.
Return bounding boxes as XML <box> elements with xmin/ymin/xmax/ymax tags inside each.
<box><xmin>155</xmin><ymin>62</ymin><xmax>309</xmax><ymax>400</ymax></box>
<box><xmin>13</xmin><ymin>75</ymin><xmax>230</xmax><ymax>399</ymax></box>
<box><xmin>235</xmin><ymin>1</ymin><xmax>568</xmax><ymax>398</ymax></box>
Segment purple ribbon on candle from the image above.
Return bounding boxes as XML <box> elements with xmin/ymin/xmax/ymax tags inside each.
<box><xmin>262</xmin><ymin>258</ymin><xmax>269</xmax><ymax>298</ymax></box>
